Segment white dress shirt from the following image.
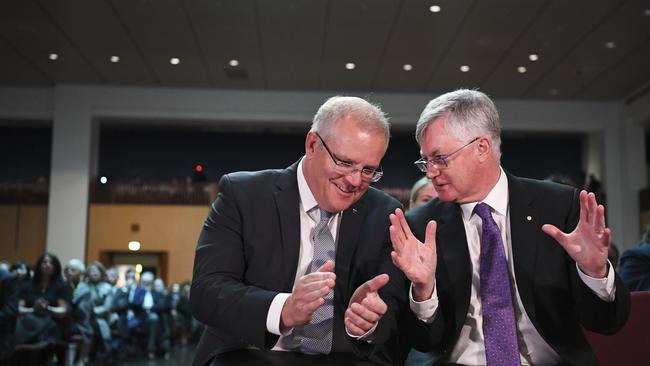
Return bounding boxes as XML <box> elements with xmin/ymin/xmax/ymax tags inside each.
<box><xmin>411</xmin><ymin>167</ymin><xmax>616</xmax><ymax>365</ymax></box>
<box><xmin>265</xmin><ymin>158</ymin><xmax>341</xmax><ymax>351</ymax></box>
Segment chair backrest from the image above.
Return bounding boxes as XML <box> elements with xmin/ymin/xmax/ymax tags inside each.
<box><xmin>583</xmin><ymin>291</ymin><xmax>650</xmax><ymax>366</ymax></box>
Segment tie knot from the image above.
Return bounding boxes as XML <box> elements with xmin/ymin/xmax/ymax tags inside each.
<box><xmin>474</xmin><ymin>202</ymin><xmax>492</xmax><ymax>220</ymax></box>
<box><xmin>315</xmin><ymin>207</ymin><xmax>332</xmax><ymax>223</ymax></box>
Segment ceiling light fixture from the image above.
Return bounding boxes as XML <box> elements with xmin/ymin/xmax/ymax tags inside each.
<box><xmin>110</xmin><ymin>56</ymin><xmax>120</xmax><ymax>63</ymax></box>
<box><xmin>402</xmin><ymin>64</ymin><xmax>413</xmax><ymax>71</ymax></box>
<box><xmin>48</xmin><ymin>53</ymin><xmax>58</xmax><ymax>61</ymax></box>
<box><xmin>429</xmin><ymin>5</ymin><xmax>441</xmax><ymax>13</ymax></box>
<box><xmin>460</xmin><ymin>65</ymin><xmax>470</xmax><ymax>72</ymax></box>
<box><xmin>517</xmin><ymin>66</ymin><xmax>527</xmax><ymax>73</ymax></box>
<box><xmin>528</xmin><ymin>54</ymin><xmax>539</xmax><ymax>61</ymax></box>
<box><xmin>345</xmin><ymin>62</ymin><xmax>356</xmax><ymax>70</ymax></box>
<box><xmin>229</xmin><ymin>59</ymin><xmax>239</xmax><ymax>67</ymax></box>
<box><xmin>604</xmin><ymin>41</ymin><xmax>616</xmax><ymax>49</ymax></box>
<box><xmin>170</xmin><ymin>57</ymin><xmax>181</xmax><ymax>65</ymax></box>
<box><xmin>644</xmin><ymin>9</ymin><xmax>650</xmax><ymax>16</ymax></box>
<box><xmin>549</xmin><ymin>88</ymin><xmax>559</xmax><ymax>96</ymax></box>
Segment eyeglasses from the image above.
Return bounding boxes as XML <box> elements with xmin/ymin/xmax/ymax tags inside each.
<box><xmin>414</xmin><ymin>137</ymin><xmax>479</xmax><ymax>172</ymax></box>
<box><xmin>315</xmin><ymin>132</ymin><xmax>384</xmax><ymax>183</ymax></box>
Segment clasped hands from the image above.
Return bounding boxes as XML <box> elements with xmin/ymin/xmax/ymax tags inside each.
<box><xmin>280</xmin><ymin>260</ymin><xmax>391</xmax><ymax>337</ymax></box>
<box><xmin>389</xmin><ymin>190</ymin><xmax>611</xmax><ymax>303</ymax></box>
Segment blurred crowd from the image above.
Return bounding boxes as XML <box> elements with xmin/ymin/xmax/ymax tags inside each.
<box><xmin>0</xmin><ymin>253</ymin><xmax>203</xmax><ymax>366</ymax></box>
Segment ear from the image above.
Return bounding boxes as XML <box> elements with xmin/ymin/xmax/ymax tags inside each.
<box><xmin>305</xmin><ymin>131</ymin><xmax>318</xmax><ymax>159</ymax></box>
<box><xmin>476</xmin><ymin>136</ymin><xmax>493</xmax><ymax>162</ymax></box>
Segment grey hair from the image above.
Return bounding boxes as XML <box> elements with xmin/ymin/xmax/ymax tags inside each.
<box><xmin>409</xmin><ymin>176</ymin><xmax>433</xmax><ymax>203</ymax></box>
<box><xmin>310</xmin><ymin>96</ymin><xmax>390</xmax><ymax>144</ymax></box>
<box><xmin>415</xmin><ymin>89</ymin><xmax>501</xmax><ymax>158</ymax></box>
<box><xmin>67</xmin><ymin>258</ymin><xmax>86</xmax><ymax>272</ymax></box>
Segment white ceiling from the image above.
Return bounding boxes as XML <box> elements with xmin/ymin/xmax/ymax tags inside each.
<box><xmin>1</xmin><ymin>0</ymin><xmax>649</xmax><ymax>100</ymax></box>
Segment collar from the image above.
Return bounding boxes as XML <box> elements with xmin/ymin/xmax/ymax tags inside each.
<box><xmin>460</xmin><ymin>166</ymin><xmax>509</xmax><ymax>220</ymax></box>
<box><xmin>297</xmin><ymin>157</ymin><xmax>319</xmax><ymax>216</ymax></box>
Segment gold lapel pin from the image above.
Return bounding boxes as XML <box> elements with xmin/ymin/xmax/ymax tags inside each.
<box><xmin>526</xmin><ymin>215</ymin><xmax>532</xmax><ymax>221</ymax></box>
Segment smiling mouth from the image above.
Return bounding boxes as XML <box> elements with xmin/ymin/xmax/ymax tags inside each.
<box><xmin>334</xmin><ymin>182</ymin><xmax>356</xmax><ymax>194</ymax></box>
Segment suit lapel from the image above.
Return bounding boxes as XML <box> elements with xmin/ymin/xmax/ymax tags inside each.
<box><xmin>507</xmin><ymin>173</ymin><xmax>538</xmax><ymax>319</ymax></box>
<box><xmin>435</xmin><ymin>202</ymin><xmax>473</xmax><ymax>328</ymax></box>
<box><xmin>273</xmin><ymin>162</ymin><xmax>302</xmax><ymax>293</ymax></box>
<box><xmin>336</xmin><ymin>203</ymin><xmax>364</xmax><ymax>296</ymax></box>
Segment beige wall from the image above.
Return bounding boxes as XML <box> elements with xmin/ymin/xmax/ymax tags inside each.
<box><xmin>0</xmin><ymin>204</ymin><xmax>48</xmax><ymax>265</ymax></box>
<box><xmin>87</xmin><ymin>204</ymin><xmax>209</xmax><ymax>285</ymax></box>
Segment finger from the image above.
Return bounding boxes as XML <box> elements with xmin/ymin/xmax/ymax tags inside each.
<box><xmin>587</xmin><ymin>192</ymin><xmax>597</xmax><ymax>228</ymax></box>
<box><xmin>296</xmin><ymin>278</ymin><xmax>335</xmax><ymax>294</ymax></box>
<box><xmin>300</xmin><ymin>271</ymin><xmax>336</xmax><ymax>284</ymax></box>
<box><xmin>594</xmin><ymin>204</ymin><xmax>606</xmax><ymax>235</ymax></box>
<box><xmin>601</xmin><ymin>228</ymin><xmax>612</xmax><ymax>248</ymax></box>
<box><xmin>389</xmin><ymin>212</ymin><xmax>408</xmax><ymax>244</ymax></box>
<box><xmin>346</xmin><ymin>305</ymin><xmax>375</xmax><ymax>330</ymax></box>
<box><xmin>317</xmin><ymin>260</ymin><xmax>335</xmax><ymax>273</ymax></box>
<box><xmin>352</xmin><ymin>301</ymin><xmax>382</xmax><ymax>323</ymax></box>
<box><xmin>389</xmin><ymin>224</ymin><xmax>405</xmax><ymax>253</ymax></box>
<box><xmin>361</xmin><ymin>296</ymin><xmax>388</xmax><ymax>316</ymax></box>
<box><xmin>424</xmin><ymin>220</ymin><xmax>437</xmax><ymax>250</ymax></box>
<box><xmin>344</xmin><ymin>316</ymin><xmax>366</xmax><ymax>336</ymax></box>
<box><xmin>303</xmin><ymin>296</ymin><xmax>326</xmax><ymax>314</ymax></box>
<box><xmin>579</xmin><ymin>190</ymin><xmax>589</xmax><ymax>225</ymax></box>
<box><xmin>396</xmin><ymin>208</ymin><xmax>415</xmax><ymax>239</ymax></box>
<box><xmin>542</xmin><ymin>224</ymin><xmax>569</xmax><ymax>248</ymax></box>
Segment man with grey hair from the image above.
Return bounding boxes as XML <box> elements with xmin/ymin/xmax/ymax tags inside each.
<box><xmin>191</xmin><ymin>96</ymin><xmax>404</xmax><ymax>365</ymax></box>
<box><xmin>390</xmin><ymin>89</ymin><xmax>630</xmax><ymax>365</ymax></box>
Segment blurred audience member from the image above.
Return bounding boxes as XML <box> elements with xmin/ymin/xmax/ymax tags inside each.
<box><xmin>619</xmin><ymin>224</ymin><xmax>650</xmax><ymax>291</ymax></box>
<box><xmin>10</xmin><ymin>260</ymin><xmax>31</xmax><ymax>293</ymax></box>
<box><xmin>0</xmin><ymin>268</ymin><xmax>17</xmax><ymax>361</ymax></box>
<box><xmin>0</xmin><ymin>261</ymin><xmax>9</xmax><ymax>272</ymax></box>
<box><xmin>130</xmin><ymin>271</ymin><xmax>161</xmax><ymax>359</ymax></box>
<box><xmin>77</xmin><ymin>261</ymin><xmax>113</xmax><ymax>362</ymax></box>
<box><xmin>65</xmin><ymin>259</ymin><xmax>86</xmax><ymax>293</ymax></box>
<box><xmin>15</xmin><ymin>253</ymin><xmax>71</xmax><ymax>363</ymax></box>
<box><xmin>408</xmin><ymin>176</ymin><xmax>438</xmax><ymax>210</ymax></box>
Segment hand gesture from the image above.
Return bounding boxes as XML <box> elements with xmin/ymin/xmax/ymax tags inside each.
<box><xmin>389</xmin><ymin>208</ymin><xmax>437</xmax><ymax>301</ymax></box>
<box><xmin>344</xmin><ymin>274</ymin><xmax>389</xmax><ymax>336</ymax></box>
<box><xmin>280</xmin><ymin>260</ymin><xmax>336</xmax><ymax>332</ymax></box>
<box><xmin>542</xmin><ymin>190</ymin><xmax>610</xmax><ymax>278</ymax></box>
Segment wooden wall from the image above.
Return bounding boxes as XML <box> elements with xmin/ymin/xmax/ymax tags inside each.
<box><xmin>0</xmin><ymin>204</ymin><xmax>47</xmax><ymax>265</ymax></box>
<box><xmin>87</xmin><ymin>204</ymin><xmax>209</xmax><ymax>285</ymax></box>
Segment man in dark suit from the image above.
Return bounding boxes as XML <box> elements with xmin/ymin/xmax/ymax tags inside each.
<box><xmin>191</xmin><ymin>96</ymin><xmax>405</xmax><ymax>366</ymax></box>
<box><xmin>390</xmin><ymin>89</ymin><xmax>630</xmax><ymax>365</ymax></box>
<box><xmin>619</xmin><ymin>224</ymin><xmax>650</xmax><ymax>291</ymax></box>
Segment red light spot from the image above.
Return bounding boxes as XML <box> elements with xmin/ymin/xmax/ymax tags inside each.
<box><xmin>195</xmin><ymin>165</ymin><xmax>203</xmax><ymax>172</ymax></box>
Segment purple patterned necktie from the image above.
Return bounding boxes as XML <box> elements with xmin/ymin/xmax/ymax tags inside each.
<box><xmin>474</xmin><ymin>202</ymin><xmax>521</xmax><ymax>366</ymax></box>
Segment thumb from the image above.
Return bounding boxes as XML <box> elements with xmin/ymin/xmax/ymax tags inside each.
<box><xmin>542</xmin><ymin>224</ymin><xmax>568</xmax><ymax>247</ymax></box>
<box><xmin>365</xmin><ymin>273</ymin><xmax>390</xmax><ymax>293</ymax></box>
<box><xmin>317</xmin><ymin>260</ymin><xmax>335</xmax><ymax>273</ymax></box>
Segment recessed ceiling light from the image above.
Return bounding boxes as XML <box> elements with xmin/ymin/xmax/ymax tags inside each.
<box><xmin>128</xmin><ymin>241</ymin><xmax>141</xmax><ymax>251</ymax></box>
<box><xmin>345</xmin><ymin>62</ymin><xmax>356</xmax><ymax>70</ymax></box>
<box><xmin>110</xmin><ymin>56</ymin><xmax>120</xmax><ymax>63</ymax></box>
<box><xmin>429</xmin><ymin>5</ymin><xmax>441</xmax><ymax>13</ymax></box>
<box><xmin>644</xmin><ymin>9</ymin><xmax>650</xmax><ymax>16</ymax></box>
<box><xmin>460</xmin><ymin>65</ymin><xmax>470</xmax><ymax>72</ymax></box>
<box><xmin>604</xmin><ymin>41</ymin><xmax>616</xmax><ymax>49</ymax></box>
<box><xmin>528</xmin><ymin>54</ymin><xmax>539</xmax><ymax>61</ymax></box>
<box><xmin>170</xmin><ymin>57</ymin><xmax>181</xmax><ymax>65</ymax></box>
<box><xmin>517</xmin><ymin>66</ymin><xmax>527</xmax><ymax>73</ymax></box>
<box><xmin>549</xmin><ymin>88</ymin><xmax>559</xmax><ymax>96</ymax></box>
<box><xmin>402</xmin><ymin>64</ymin><xmax>413</xmax><ymax>71</ymax></box>
<box><xmin>48</xmin><ymin>53</ymin><xmax>58</xmax><ymax>61</ymax></box>
<box><xmin>228</xmin><ymin>59</ymin><xmax>239</xmax><ymax>67</ymax></box>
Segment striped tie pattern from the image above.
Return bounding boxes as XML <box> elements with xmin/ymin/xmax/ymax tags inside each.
<box><xmin>300</xmin><ymin>207</ymin><xmax>335</xmax><ymax>354</ymax></box>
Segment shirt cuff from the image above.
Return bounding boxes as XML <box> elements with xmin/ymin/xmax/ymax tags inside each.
<box><xmin>576</xmin><ymin>261</ymin><xmax>616</xmax><ymax>302</ymax></box>
<box><xmin>409</xmin><ymin>283</ymin><xmax>439</xmax><ymax>323</ymax></box>
<box><xmin>345</xmin><ymin>321</ymin><xmax>378</xmax><ymax>343</ymax></box>
<box><xmin>266</xmin><ymin>293</ymin><xmax>292</xmax><ymax>336</ymax></box>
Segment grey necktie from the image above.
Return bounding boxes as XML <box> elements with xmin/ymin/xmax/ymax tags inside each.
<box><xmin>300</xmin><ymin>207</ymin><xmax>335</xmax><ymax>354</ymax></box>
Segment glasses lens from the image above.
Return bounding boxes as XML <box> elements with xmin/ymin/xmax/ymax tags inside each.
<box><xmin>414</xmin><ymin>159</ymin><xmax>428</xmax><ymax>172</ymax></box>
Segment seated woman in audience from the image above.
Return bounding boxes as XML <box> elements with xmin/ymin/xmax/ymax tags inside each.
<box><xmin>15</xmin><ymin>252</ymin><xmax>71</xmax><ymax>363</ymax></box>
<box><xmin>75</xmin><ymin>261</ymin><xmax>113</xmax><ymax>363</ymax></box>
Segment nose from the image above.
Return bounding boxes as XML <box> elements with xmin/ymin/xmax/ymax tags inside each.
<box><xmin>426</xmin><ymin>166</ymin><xmax>441</xmax><ymax>179</ymax></box>
<box><xmin>344</xmin><ymin>169</ymin><xmax>364</xmax><ymax>187</ymax></box>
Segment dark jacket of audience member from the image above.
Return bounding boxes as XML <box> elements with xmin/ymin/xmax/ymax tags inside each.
<box><xmin>619</xmin><ymin>243</ymin><xmax>650</xmax><ymax>291</ymax></box>
<box><xmin>0</xmin><ymin>269</ymin><xmax>18</xmax><ymax>359</ymax></box>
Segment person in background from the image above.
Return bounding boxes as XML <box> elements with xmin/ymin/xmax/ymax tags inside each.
<box><xmin>619</xmin><ymin>224</ymin><xmax>650</xmax><ymax>291</ymax></box>
<box><xmin>391</xmin><ymin>89</ymin><xmax>630</xmax><ymax>365</ymax></box>
<box><xmin>65</xmin><ymin>259</ymin><xmax>86</xmax><ymax>295</ymax></box>
<box><xmin>77</xmin><ymin>261</ymin><xmax>114</xmax><ymax>362</ymax></box>
<box><xmin>191</xmin><ymin>96</ymin><xmax>404</xmax><ymax>366</ymax></box>
<box><xmin>130</xmin><ymin>271</ymin><xmax>161</xmax><ymax>360</ymax></box>
<box><xmin>15</xmin><ymin>252</ymin><xmax>71</xmax><ymax>363</ymax></box>
<box><xmin>10</xmin><ymin>260</ymin><xmax>31</xmax><ymax>294</ymax></box>
<box><xmin>408</xmin><ymin>176</ymin><xmax>438</xmax><ymax>211</ymax></box>
<box><xmin>0</xmin><ymin>268</ymin><xmax>17</xmax><ymax>362</ymax></box>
